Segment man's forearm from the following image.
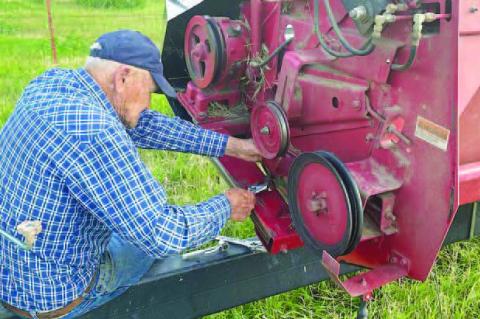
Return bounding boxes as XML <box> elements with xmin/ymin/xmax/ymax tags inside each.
<box><xmin>225</xmin><ymin>137</ymin><xmax>263</xmax><ymax>162</ymax></box>
<box><xmin>152</xmin><ymin>195</ymin><xmax>232</xmax><ymax>256</ymax></box>
<box><xmin>127</xmin><ymin>109</ymin><xmax>228</xmax><ymax>157</ymax></box>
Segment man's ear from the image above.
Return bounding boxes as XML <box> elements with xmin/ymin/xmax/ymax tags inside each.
<box><xmin>113</xmin><ymin>65</ymin><xmax>131</xmax><ymax>93</ymax></box>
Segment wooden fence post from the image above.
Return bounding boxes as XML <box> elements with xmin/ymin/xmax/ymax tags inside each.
<box><xmin>45</xmin><ymin>0</ymin><xmax>58</xmax><ymax>64</ymax></box>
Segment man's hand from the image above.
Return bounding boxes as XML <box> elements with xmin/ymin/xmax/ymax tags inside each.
<box><xmin>225</xmin><ymin>188</ymin><xmax>256</xmax><ymax>221</ymax></box>
<box><xmin>225</xmin><ymin>137</ymin><xmax>262</xmax><ymax>162</ymax></box>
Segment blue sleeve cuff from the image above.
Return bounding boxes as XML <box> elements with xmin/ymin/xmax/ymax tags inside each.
<box><xmin>213</xmin><ymin>133</ymin><xmax>229</xmax><ymax>158</ymax></box>
<box><xmin>212</xmin><ymin>194</ymin><xmax>231</xmax><ymax>226</ymax></box>
<box><xmin>176</xmin><ymin>194</ymin><xmax>232</xmax><ymax>249</ymax></box>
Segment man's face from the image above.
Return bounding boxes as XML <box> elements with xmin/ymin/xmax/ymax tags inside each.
<box><xmin>111</xmin><ymin>66</ymin><xmax>156</xmax><ymax>128</ymax></box>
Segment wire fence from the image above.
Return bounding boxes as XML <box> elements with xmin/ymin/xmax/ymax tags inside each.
<box><xmin>21</xmin><ymin>0</ymin><xmax>168</xmax><ymax>66</ymax></box>
<box><xmin>0</xmin><ymin>0</ymin><xmax>168</xmax><ymax>123</ymax></box>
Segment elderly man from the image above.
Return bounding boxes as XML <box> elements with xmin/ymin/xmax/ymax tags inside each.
<box><xmin>0</xmin><ymin>30</ymin><xmax>259</xmax><ymax>319</ymax></box>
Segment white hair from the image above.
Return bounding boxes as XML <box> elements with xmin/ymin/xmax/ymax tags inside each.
<box><xmin>84</xmin><ymin>56</ymin><xmax>122</xmax><ymax>74</ymax></box>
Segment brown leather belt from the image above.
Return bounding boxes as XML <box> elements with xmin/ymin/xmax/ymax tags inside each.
<box><xmin>2</xmin><ymin>271</ymin><xmax>97</xmax><ymax>319</ymax></box>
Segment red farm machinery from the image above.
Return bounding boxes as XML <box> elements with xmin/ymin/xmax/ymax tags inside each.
<box><xmin>165</xmin><ymin>0</ymin><xmax>480</xmax><ymax>303</ymax></box>
<box><xmin>72</xmin><ymin>1</ymin><xmax>480</xmax><ymax>318</ymax></box>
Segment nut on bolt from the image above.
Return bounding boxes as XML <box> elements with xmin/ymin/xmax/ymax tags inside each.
<box><xmin>309</xmin><ymin>191</ymin><xmax>328</xmax><ymax>215</ymax></box>
<box><xmin>260</xmin><ymin>126</ymin><xmax>270</xmax><ymax>135</ymax></box>
<box><xmin>349</xmin><ymin>5</ymin><xmax>368</xmax><ymax>21</ymax></box>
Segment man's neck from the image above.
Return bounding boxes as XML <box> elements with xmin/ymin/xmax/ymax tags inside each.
<box><xmin>85</xmin><ymin>68</ymin><xmax>115</xmax><ymax>105</ymax></box>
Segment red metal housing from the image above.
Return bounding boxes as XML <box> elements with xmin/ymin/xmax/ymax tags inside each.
<box><xmin>177</xmin><ymin>0</ymin><xmax>480</xmax><ymax>297</ymax></box>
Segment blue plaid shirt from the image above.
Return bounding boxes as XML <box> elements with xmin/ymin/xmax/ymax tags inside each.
<box><xmin>0</xmin><ymin>68</ymin><xmax>230</xmax><ymax>312</ymax></box>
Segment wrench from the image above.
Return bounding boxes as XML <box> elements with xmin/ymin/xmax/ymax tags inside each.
<box><xmin>247</xmin><ymin>176</ymin><xmax>272</xmax><ymax>194</ymax></box>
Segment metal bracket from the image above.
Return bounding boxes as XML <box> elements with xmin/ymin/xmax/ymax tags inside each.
<box><xmin>321</xmin><ymin>250</ymin><xmax>408</xmax><ymax>297</ymax></box>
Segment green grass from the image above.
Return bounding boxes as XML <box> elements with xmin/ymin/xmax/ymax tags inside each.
<box><xmin>1</xmin><ymin>1</ymin><xmax>480</xmax><ymax>318</ymax></box>
<box><xmin>76</xmin><ymin>0</ymin><xmax>146</xmax><ymax>9</ymax></box>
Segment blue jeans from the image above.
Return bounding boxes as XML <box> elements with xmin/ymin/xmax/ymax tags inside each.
<box><xmin>0</xmin><ymin>233</ymin><xmax>156</xmax><ymax>319</ymax></box>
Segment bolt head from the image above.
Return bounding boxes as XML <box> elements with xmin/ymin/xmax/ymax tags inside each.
<box><xmin>352</xmin><ymin>99</ymin><xmax>361</xmax><ymax>109</ymax></box>
<box><xmin>349</xmin><ymin>5</ymin><xmax>367</xmax><ymax>20</ymax></box>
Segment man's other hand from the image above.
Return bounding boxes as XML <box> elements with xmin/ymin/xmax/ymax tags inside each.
<box><xmin>225</xmin><ymin>137</ymin><xmax>262</xmax><ymax>162</ymax></box>
<box><xmin>225</xmin><ymin>188</ymin><xmax>256</xmax><ymax>221</ymax></box>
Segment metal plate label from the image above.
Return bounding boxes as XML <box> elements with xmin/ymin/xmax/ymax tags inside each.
<box><xmin>415</xmin><ymin>116</ymin><xmax>450</xmax><ymax>151</ymax></box>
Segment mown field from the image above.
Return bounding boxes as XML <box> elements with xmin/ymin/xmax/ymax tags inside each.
<box><xmin>1</xmin><ymin>0</ymin><xmax>479</xmax><ymax>318</ymax></box>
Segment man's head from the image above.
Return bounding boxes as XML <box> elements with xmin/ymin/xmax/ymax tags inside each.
<box><xmin>85</xmin><ymin>30</ymin><xmax>176</xmax><ymax>128</ymax></box>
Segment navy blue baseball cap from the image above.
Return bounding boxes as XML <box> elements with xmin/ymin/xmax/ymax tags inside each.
<box><xmin>89</xmin><ymin>30</ymin><xmax>176</xmax><ymax>97</ymax></box>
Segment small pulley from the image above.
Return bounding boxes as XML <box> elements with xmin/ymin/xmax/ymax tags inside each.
<box><xmin>184</xmin><ymin>15</ymin><xmax>225</xmax><ymax>88</ymax></box>
<box><xmin>287</xmin><ymin>151</ymin><xmax>363</xmax><ymax>257</ymax></box>
<box><xmin>250</xmin><ymin>101</ymin><xmax>290</xmax><ymax>159</ymax></box>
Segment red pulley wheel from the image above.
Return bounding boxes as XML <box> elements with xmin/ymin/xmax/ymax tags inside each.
<box><xmin>184</xmin><ymin>16</ymin><xmax>224</xmax><ymax>89</ymax></box>
<box><xmin>250</xmin><ymin>101</ymin><xmax>290</xmax><ymax>159</ymax></box>
<box><xmin>287</xmin><ymin>151</ymin><xmax>363</xmax><ymax>257</ymax></box>
<box><xmin>320</xmin><ymin>151</ymin><xmax>363</xmax><ymax>255</ymax></box>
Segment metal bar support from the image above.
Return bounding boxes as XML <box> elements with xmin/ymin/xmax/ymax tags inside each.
<box><xmin>470</xmin><ymin>202</ymin><xmax>478</xmax><ymax>239</ymax></box>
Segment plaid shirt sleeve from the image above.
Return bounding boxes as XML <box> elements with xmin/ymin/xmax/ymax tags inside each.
<box><xmin>64</xmin><ymin>125</ymin><xmax>231</xmax><ymax>257</ymax></box>
<box><xmin>127</xmin><ymin>109</ymin><xmax>229</xmax><ymax>156</ymax></box>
